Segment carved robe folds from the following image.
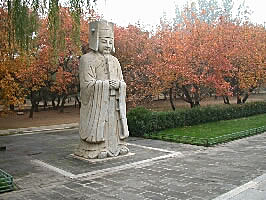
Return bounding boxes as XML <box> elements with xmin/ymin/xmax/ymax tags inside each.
<box><xmin>75</xmin><ymin>51</ymin><xmax>129</xmax><ymax>159</ymax></box>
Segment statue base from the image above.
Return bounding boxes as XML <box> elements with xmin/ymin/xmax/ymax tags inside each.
<box><xmin>74</xmin><ymin>139</ymin><xmax>129</xmax><ymax>159</ymax></box>
<box><xmin>71</xmin><ymin>152</ymin><xmax>135</xmax><ymax>163</ymax></box>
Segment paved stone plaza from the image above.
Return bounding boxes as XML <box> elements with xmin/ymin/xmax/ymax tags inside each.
<box><xmin>0</xmin><ymin>128</ymin><xmax>266</xmax><ymax>200</ymax></box>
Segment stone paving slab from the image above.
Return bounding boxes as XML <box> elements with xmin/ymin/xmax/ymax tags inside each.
<box><xmin>0</xmin><ymin>129</ymin><xmax>266</xmax><ymax>200</ymax></box>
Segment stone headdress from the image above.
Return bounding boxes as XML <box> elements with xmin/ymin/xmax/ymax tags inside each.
<box><xmin>89</xmin><ymin>20</ymin><xmax>115</xmax><ymax>53</ymax></box>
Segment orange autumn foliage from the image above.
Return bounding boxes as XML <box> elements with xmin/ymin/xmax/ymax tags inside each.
<box><xmin>114</xmin><ymin>25</ymin><xmax>154</xmax><ymax>105</ymax></box>
<box><xmin>150</xmin><ymin>19</ymin><xmax>232</xmax><ymax>107</ymax></box>
<box><xmin>1</xmin><ymin>4</ymin><xmax>265</xmax><ymax>111</ymax></box>
<box><xmin>0</xmin><ymin>8</ymin><xmax>25</xmax><ymax>111</ymax></box>
<box><xmin>37</xmin><ymin>7</ymin><xmax>89</xmax><ymax>97</ymax></box>
<box><xmin>149</xmin><ymin>16</ymin><xmax>265</xmax><ymax>107</ymax></box>
<box><xmin>219</xmin><ymin>21</ymin><xmax>266</xmax><ymax>103</ymax></box>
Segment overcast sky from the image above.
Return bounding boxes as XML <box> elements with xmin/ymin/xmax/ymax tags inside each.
<box><xmin>93</xmin><ymin>0</ymin><xmax>266</xmax><ymax>30</ymax></box>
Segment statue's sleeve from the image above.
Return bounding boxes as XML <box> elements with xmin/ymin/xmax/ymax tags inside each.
<box><xmin>113</xmin><ymin>57</ymin><xmax>124</xmax><ymax>81</ymax></box>
<box><xmin>79</xmin><ymin>54</ymin><xmax>96</xmax><ymax>105</ymax></box>
<box><xmin>113</xmin><ymin>57</ymin><xmax>129</xmax><ymax>139</ymax></box>
<box><xmin>119</xmin><ymin>82</ymin><xmax>129</xmax><ymax>139</ymax></box>
<box><xmin>79</xmin><ymin>54</ymin><xmax>110</xmax><ymax>142</ymax></box>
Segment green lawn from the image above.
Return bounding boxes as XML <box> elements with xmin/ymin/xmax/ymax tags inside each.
<box><xmin>145</xmin><ymin>113</ymin><xmax>266</xmax><ymax>146</ymax></box>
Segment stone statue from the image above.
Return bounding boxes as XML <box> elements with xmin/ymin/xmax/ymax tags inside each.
<box><xmin>75</xmin><ymin>20</ymin><xmax>129</xmax><ymax>159</ymax></box>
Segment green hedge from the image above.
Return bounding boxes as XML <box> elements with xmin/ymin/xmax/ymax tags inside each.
<box><xmin>127</xmin><ymin>101</ymin><xmax>266</xmax><ymax>137</ymax></box>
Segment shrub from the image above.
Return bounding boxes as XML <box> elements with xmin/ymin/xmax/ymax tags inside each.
<box><xmin>127</xmin><ymin>101</ymin><xmax>266</xmax><ymax>137</ymax></box>
<box><xmin>126</xmin><ymin>107</ymin><xmax>152</xmax><ymax>136</ymax></box>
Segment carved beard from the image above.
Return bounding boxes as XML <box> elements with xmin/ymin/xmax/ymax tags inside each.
<box><xmin>102</xmin><ymin>48</ymin><xmax>111</xmax><ymax>54</ymax></box>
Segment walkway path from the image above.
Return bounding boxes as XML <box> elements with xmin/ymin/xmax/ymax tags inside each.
<box><xmin>0</xmin><ymin>126</ymin><xmax>265</xmax><ymax>200</ymax></box>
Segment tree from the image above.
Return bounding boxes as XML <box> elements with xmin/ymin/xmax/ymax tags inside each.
<box><xmin>0</xmin><ymin>0</ymin><xmax>94</xmax><ymax>113</ymax></box>
<box><xmin>158</xmin><ymin>0</ymin><xmax>264</xmax><ymax>108</ymax></box>
<box><xmin>151</xmin><ymin>19</ymin><xmax>232</xmax><ymax>109</ymax></box>
<box><xmin>0</xmin><ymin>7</ymin><xmax>27</xmax><ymax>112</ymax></box>
<box><xmin>114</xmin><ymin>25</ymin><xmax>154</xmax><ymax>106</ymax></box>
<box><xmin>36</xmin><ymin>7</ymin><xmax>89</xmax><ymax>113</ymax></box>
<box><xmin>220</xmin><ymin>21</ymin><xmax>266</xmax><ymax>104</ymax></box>
<box><xmin>15</xmin><ymin>53</ymin><xmax>46</xmax><ymax>117</ymax></box>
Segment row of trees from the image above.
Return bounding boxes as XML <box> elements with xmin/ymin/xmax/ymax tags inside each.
<box><xmin>0</xmin><ymin>0</ymin><xmax>93</xmax><ymax>117</ymax></box>
<box><xmin>115</xmin><ymin>1</ymin><xmax>265</xmax><ymax>109</ymax></box>
<box><xmin>149</xmin><ymin>20</ymin><xmax>265</xmax><ymax>109</ymax></box>
<box><xmin>0</xmin><ymin>0</ymin><xmax>265</xmax><ymax>117</ymax></box>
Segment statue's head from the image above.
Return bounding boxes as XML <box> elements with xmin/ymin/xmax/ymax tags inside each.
<box><xmin>89</xmin><ymin>20</ymin><xmax>115</xmax><ymax>54</ymax></box>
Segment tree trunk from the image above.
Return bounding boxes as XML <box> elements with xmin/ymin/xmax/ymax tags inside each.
<box><xmin>29</xmin><ymin>105</ymin><xmax>34</xmax><ymax>118</ymax></box>
<box><xmin>34</xmin><ymin>102</ymin><xmax>39</xmax><ymax>112</ymax></box>
<box><xmin>192</xmin><ymin>85</ymin><xmax>200</xmax><ymax>108</ymax></box>
<box><xmin>235</xmin><ymin>79</ymin><xmax>242</xmax><ymax>104</ymax></box>
<box><xmin>75</xmin><ymin>96</ymin><xmax>81</xmax><ymax>108</ymax></box>
<box><xmin>236</xmin><ymin>94</ymin><xmax>242</xmax><ymax>104</ymax></box>
<box><xmin>173</xmin><ymin>89</ymin><xmax>177</xmax><ymax>100</ymax></box>
<box><xmin>56</xmin><ymin>97</ymin><xmax>61</xmax><ymax>109</ymax></box>
<box><xmin>29</xmin><ymin>91</ymin><xmax>35</xmax><ymax>118</ymax></box>
<box><xmin>178</xmin><ymin>85</ymin><xmax>195</xmax><ymax>108</ymax></box>
<box><xmin>169</xmin><ymin>88</ymin><xmax>175</xmax><ymax>111</ymax></box>
<box><xmin>9</xmin><ymin>104</ymin><xmax>15</xmax><ymax>111</ymax></box>
<box><xmin>51</xmin><ymin>97</ymin><xmax>56</xmax><ymax>110</ymax></box>
<box><xmin>43</xmin><ymin>100</ymin><xmax>47</xmax><ymax>111</ymax></box>
<box><xmin>242</xmin><ymin>87</ymin><xmax>254</xmax><ymax>104</ymax></box>
<box><xmin>242</xmin><ymin>93</ymin><xmax>249</xmax><ymax>103</ymax></box>
<box><xmin>163</xmin><ymin>92</ymin><xmax>167</xmax><ymax>100</ymax></box>
<box><xmin>59</xmin><ymin>95</ymin><xmax>67</xmax><ymax>113</ymax></box>
<box><xmin>223</xmin><ymin>96</ymin><xmax>230</xmax><ymax>104</ymax></box>
<box><xmin>190</xmin><ymin>101</ymin><xmax>200</xmax><ymax>108</ymax></box>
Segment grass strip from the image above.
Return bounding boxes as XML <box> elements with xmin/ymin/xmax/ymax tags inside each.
<box><xmin>145</xmin><ymin>113</ymin><xmax>266</xmax><ymax>146</ymax></box>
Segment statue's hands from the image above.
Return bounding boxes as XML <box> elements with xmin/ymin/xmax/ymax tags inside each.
<box><xmin>109</xmin><ymin>80</ymin><xmax>120</xmax><ymax>89</ymax></box>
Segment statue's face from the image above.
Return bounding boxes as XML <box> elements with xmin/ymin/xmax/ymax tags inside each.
<box><xmin>98</xmin><ymin>37</ymin><xmax>113</xmax><ymax>54</ymax></box>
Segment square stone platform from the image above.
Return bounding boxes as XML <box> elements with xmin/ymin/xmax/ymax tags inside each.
<box><xmin>0</xmin><ymin>129</ymin><xmax>182</xmax><ymax>188</ymax></box>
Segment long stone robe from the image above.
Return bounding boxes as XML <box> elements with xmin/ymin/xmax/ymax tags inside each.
<box><xmin>75</xmin><ymin>51</ymin><xmax>129</xmax><ymax>159</ymax></box>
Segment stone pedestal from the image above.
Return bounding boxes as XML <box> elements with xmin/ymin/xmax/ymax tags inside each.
<box><xmin>74</xmin><ymin>139</ymin><xmax>129</xmax><ymax>159</ymax></box>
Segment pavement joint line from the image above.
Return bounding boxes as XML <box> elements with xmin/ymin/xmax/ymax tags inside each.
<box><xmin>31</xmin><ymin>159</ymin><xmax>75</xmax><ymax>178</ymax></box>
<box><xmin>212</xmin><ymin>173</ymin><xmax>266</xmax><ymax>200</ymax></box>
<box><xmin>73</xmin><ymin>152</ymin><xmax>183</xmax><ymax>180</ymax></box>
<box><xmin>128</xmin><ymin>143</ymin><xmax>178</xmax><ymax>153</ymax></box>
<box><xmin>31</xmin><ymin>146</ymin><xmax>184</xmax><ymax>180</ymax></box>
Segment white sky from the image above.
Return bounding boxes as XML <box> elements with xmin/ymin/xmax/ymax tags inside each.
<box><xmin>94</xmin><ymin>0</ymin><xmax>266</xmax><ymax>30</ymax></box>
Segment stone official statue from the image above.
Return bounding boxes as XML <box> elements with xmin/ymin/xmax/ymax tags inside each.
<box><xmin>75</xmin><ymin>20</ymin><xmax>129</xmax><ymax>159</ymax></box>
